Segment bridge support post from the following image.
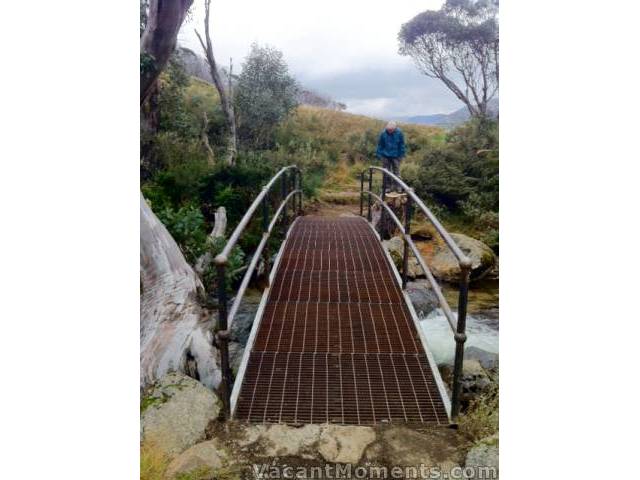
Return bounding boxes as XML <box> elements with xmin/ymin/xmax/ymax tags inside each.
<box><xmin>262</xmin><ymin>197</ymin><xmax>270</xmax><ymax>282</ymax></box>
<box><xmin>367</xmin><ymin>169</ymin><xmax>373</xmax><ymax>222</ymax></box>
<box><xmin>297</xmin><ymin>168</ymin><xmax>303</xmax><ymax>216</ymax></box>
<box><xmin>378</xmin><ymin>172</ymin><xmax>387</xmax><ymax>237</ymax></box>
<box><xmin>359</xmin><ymin>172</ymin><xmax>364</xmax><ymax>217</ymax></box>
<box><xmin>281</xmin><ymin>172</ymin><xmax>288</xmax><ymax>230</ymax></box>
<box><xmin>450</xmin><ymin>264</ymin><xmax>471</xmax><ymax>420</ymax></box>
<box><xmin>402</xmin><ymin>197</ymin><xmax>413</xmax><ymax>289</ymax></box>
<box><xmin>214</xmin><ymin>258</ymin><xmax>232</xmax><ymax>419</ymax></box>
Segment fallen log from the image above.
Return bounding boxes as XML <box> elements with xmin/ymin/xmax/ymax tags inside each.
<box><xmin>140</xmin><ymin>193</ymin><xmax>221</xmax><ymax>391</ymax></box>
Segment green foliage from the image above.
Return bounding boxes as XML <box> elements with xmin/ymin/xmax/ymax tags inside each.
<box><xmin>147</xmin><ymin>198</ymin><xmax>246</xmax><ymax>291</ymax></box>
<box><xmin>203</xmin><ymin>237</ymin><xmax>246</xmax><ymax>292</ymax></box>
<box><xmin>158</xmin><ymin>58</ymin><xmax>199</xmax><ymax>138</ymax></box>
<box><xmin>200</xmin><ymin>159</ymin><xmax>276</xmax><ymax>226</ymax></box>
<box><xmin>156</xmin><ymin>204</ymin><xmax>208</xmax><ymax>263</ymax></box>
<box><xmin>145</xmin><ymin>133</ymin><xmax>212</xmax><ymax>207</ymax></box>
<box><xmin>410</xmin><ymin>117</ymin><xmax>498</xmax><ymax>250</ymax></box>
<box><xmin>140</xmin><ymin>52</ymin><xmax>155</xmax><ymax>75</ymax></box>
<box><xmin>235</xmin><ymin>43</ymin><xmax>299</xmax><ymax>149</ymax></box>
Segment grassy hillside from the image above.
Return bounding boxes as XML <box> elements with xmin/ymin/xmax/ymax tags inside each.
<box><xmin>276</xmin><ymin>105</ymin><xmax>445</xmax><ymax>206</ymax></box>
<box><xmin>144</xmin><ymin>73</ymin><xmax>497</xmax><ymax>256</ymax></box>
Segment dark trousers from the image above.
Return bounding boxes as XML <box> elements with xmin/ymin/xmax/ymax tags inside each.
<box><xmin>382</xmin><ymin>156</ymin><xmax>401</xmax><ymax>191</ymax></box>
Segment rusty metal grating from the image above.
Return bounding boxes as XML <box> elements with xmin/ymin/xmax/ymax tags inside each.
<box><xmin>234</xmin><ymin>216</ymin><xmax>449</xmax><ymax>425</ymax></box>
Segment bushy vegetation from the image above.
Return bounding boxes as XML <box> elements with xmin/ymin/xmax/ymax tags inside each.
<box><xmin>141</xmin><ymin>46</ymin><xmax>498</xmax><ymax>294</ymax></box>
<box><xmin>402</xmin><ymin>119</ymin><xmax>499</xmax><ymax>251</ymax></box>
<box><xmin>235</xmin><ymin>44</ymin><xmax>299</xmax><ymax>149</ymax></box>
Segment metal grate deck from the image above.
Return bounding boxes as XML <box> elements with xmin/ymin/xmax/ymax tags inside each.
<box><xmin>234</xmin><ymin>216</ymin><xmax>449</xmax><ymax>425</ymax></box>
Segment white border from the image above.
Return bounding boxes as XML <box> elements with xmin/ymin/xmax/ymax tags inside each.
<box><xmin>230</xmin><ymin>217</ymin><xmax>300</xmax><ymax>416</ymax></box>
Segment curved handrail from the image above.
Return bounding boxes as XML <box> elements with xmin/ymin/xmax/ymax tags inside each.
<box><xmin>215</xmin><ymin>165</ymin><xmax>301</xmax><ymax>263</ymax></box>
<box><xmin>213</xmin><ymin>165</ymin><xmax>302</xmax><ymax>418</ymax></box>
<box><xmin>368</xmin><ymin>166</ymin><xmax>471</xmax><ymax>268</ymax></box>
<box><xmin>224</xmin><ymin>189</ymin><xmax>300</xmax><ymax>332</ymax></box>
<box><xmin>361</xmin><ymin>165</ymin><xmax>471</xmax><ymax>420</ymax></box>
<box><xmin>364</xmin><ymin>189</ymin><xmax>456</xmax><ymax>332</ymax></box>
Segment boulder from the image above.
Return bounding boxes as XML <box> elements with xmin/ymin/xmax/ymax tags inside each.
<box><xmin>259</xmin><ymin>424</ymin><xmax>321</xmax><ymax>458</ymax></box>
<box><xmin>429</xmin><ymin>233</ymin><xmax>496</xmax><ymax>283</ymax></box>
<box><xmin>438</xmin><ymin>359</ymin><xmax>493</xmax><ymax>402</ymax></box>
<box><xmin>460</xmin><ymin>360</ymin><xmax>492</xmax><ymax>399</ymax></box>
<box><xmin>465</xmin><ymin>434</ymin><xmax>499</xmax><ymax>479</ymax></box>
<box><xmin>410</xmin><ymin>222</ymin><xmax>435</xmax><ymax>240</ymax></box>
<box><xmin>165</xmin><ymin>438</ymin><xmax>233</xmax><ymax>479</ymax></box>
<box><xmin>465</xmin><ymin>346</ymin><xmax>499</xmax><ymax>370</ymax></box>
<box><xmin>318</xmin><ymin>425</ymin><xmax>376</xmax><ymax>464</ymax></box>
<box><xmin>383</xmin><ymin>236</ymin><xmax>421</xmax><ymax>278</ymax></box>
<box><xmin>141</xmin><ymin>372</ymin><xmax>222</xmax><ymax>456</ymax></box>
<box><xmin>406</xmin><ymin>281</ymin><xmax>439</xmax><ymax>316</ymax></box>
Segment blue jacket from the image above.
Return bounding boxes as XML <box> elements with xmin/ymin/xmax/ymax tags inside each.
<box><xmin>376</xmin><ymin>128</ymin><xmax>406</xmax><ymax>159</ymax></box>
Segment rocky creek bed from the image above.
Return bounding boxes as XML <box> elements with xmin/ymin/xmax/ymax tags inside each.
<box><xmin>141</xmin><ymin>372</ymin><xmax>498</xmax><ymax>480</ymax></box>
<box><xmin>141</xmin><ymin>233</ymin><xmax>499</xmax><ymax>479</ymax></box>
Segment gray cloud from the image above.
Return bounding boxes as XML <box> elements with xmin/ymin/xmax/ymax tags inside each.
<box><xmin>178</xmin><ymin>0</ymin><xmax>462</xmax><ymax>118</ymax></box>
<box><xmin>298</xmin><ymin>66</ymin><xmax>462</xmax><ymax>117</ymax></box>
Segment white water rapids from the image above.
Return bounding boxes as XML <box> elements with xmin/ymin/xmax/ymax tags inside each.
<box><xmin>419</xmin><ymin>309</ymin><xmax>499</xmax><ymax>365</ymax></box>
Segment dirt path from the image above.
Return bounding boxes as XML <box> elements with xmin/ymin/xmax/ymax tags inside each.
<box><xmin>305</xmin><ymin>197</ymin><xmax>361</xmax><ymax>218</ymax></box>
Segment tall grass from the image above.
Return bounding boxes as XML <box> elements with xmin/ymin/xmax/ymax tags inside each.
<box><xmin>458</xmin><ymin>375</ymin><xmax>499</xmax><ymax>442</ymax></box>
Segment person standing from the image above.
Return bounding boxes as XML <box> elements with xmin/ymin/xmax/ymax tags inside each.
<box><xmin>376</xmin><ymin>121</ymin><xmax>406</xmax><ymax>191</ymax></box>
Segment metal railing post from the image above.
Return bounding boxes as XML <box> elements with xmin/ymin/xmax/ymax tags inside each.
<box><xmin>451</xmin><ymin>264</ymin><xmax>471</xmax><ymax>420</ymax></box>
<box><xmin>378</xmin><ymin>171</ymin><xmax>387</xmax><ymax>237</ymax></box>
<box><xmin>402</xmin><ymin>196</ymin><xmax>413</xmax><ymax>289</ymax></box>
<box><xmin>367</xmin><ymin>169</ymin><xmax>373</xmax><ymax>222</ymax></box>
<box><xmin>297</xmin><ymin>169</ymin><xmax>303</xmax><ymax>216</ymax></box>
<box><xmin>214</xmin><ymin>258</ymin><xmax>232</xmax><ymax>418</ymax></box>
<box><xmin>281</xmin><ymin>171</ymin><xmax>288</xmax><ymax>230</ymax></box>
<box><xmin>359</xmin><ymin>171</ymin><xmax>364</xmax><ymax>217</ymax></box>
<box><xmin>262</xmin><ymin>196</ymin><xmax>270</xmax><ymax>282</ymax></box>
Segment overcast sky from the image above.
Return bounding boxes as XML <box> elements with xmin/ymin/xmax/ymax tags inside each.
<box><xmin>178</xmin><ymin>0</ymin><xmax>462</xmax><ymax>118</ymax></box>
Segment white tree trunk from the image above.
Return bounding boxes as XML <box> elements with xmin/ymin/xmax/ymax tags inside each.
<box><xmin>195</xmin><ymin>206</ymin><xmax>226</xmax><ymax>276</ymax></box>
<box><xmin>140</xmin><ymin>193</ymin><xmax>221</xmax><ymax>390</ymax></box>
<box><xmin>195</xmin><ymin>0</ymin><xmax>237</xmax><ymax>165</ymax></box>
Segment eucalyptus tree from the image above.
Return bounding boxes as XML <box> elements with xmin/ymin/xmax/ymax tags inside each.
<box><xmin>196</xmin><ymin>0</ymin><xmax>237</xmax><ymax>165</ymax></box>
<box><xmin>398</xmin><ymin>0</ymin><xmax>499</xmax><ymax>118</ymax></box>
<box><xmin>140</xmin><ymin>0</ymin><xmax>222</xmax><ymax>391</ymax></box>
<box><xmin>235</xmin><ymin>44</ymin><xmax>299</xmax><ymax>149</ymax></box>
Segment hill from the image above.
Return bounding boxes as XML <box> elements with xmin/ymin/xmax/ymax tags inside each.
<box><xmin>177</xmin><ymin>47</ymin><xmax>348</xmax><ymax>112</ymax></box>
<box><xmin>399</xmin><ymin>98</ymin><xmax>498</xmax><ymax>128</ymax></box>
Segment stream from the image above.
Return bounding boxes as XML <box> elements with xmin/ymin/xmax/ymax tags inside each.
<box><xmin>419</xmin><ymin>278</ymin><xmax>499</xmax><ymax>366</ymax></box>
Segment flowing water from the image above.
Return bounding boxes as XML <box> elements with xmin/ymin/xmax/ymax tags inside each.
<box><xmin>419</xmin><ymin>278</ymin><xmax>499</xmax><ymax>365</ymax></box>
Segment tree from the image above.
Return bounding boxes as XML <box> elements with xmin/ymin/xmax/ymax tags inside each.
<box><xmin>235</xmin><ymin>44</ymin><xmax>299</xmax><ymax>149</ymax></box>
<box><xmin>140</xmin><ymin>0</ymin><xmax>222</xmax><ymax>391</ymax></box>
<box><xmin>195</xmin><ymin>0</ymin><xmax>237</xmax><ymax>166</ymax></box>
<box><xmin>140</xmin><ymin>0</ymin><xmax>194</xmax><ymax>104</ymax></box>
<box><xmin>398</xmin><ymin>0</ymin><xmax>498</xmax><ymax>118</ymax></box>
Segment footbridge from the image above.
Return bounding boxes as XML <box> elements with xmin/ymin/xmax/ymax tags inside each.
<box><xmin>212</xmin><ymin>165</ymin><xmax>472</xmax><ymax>425</ymax></box>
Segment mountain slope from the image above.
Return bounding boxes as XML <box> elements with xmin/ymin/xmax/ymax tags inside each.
<box><xmin>399</xmin><ymin>98</ymin><xmax>498</xmax><ymax>127</ymax></box>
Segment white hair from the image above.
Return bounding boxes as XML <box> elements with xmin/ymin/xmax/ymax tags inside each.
<box><xmin>386</xmin><ymin>121</ymin><xmax>397</xmax><ymax>129</ymax></box>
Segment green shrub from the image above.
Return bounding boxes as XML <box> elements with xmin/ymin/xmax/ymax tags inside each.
<box><xmin>201</xmin><ymin>236</ymin><xmax>246</xmax><ymax>293</ymax></box>
<box><xmin>158</xmin><ymin>57</ymin><xmax>199</xmax><ymax>138</ymax></box>
<box><xmin>155</xmin><ymin>204</ymin><xmax>208</xmax><ymax>263</ymax></box>
<box><xmin>235</xmin><ymin>44</ymin><xmax>299</xmax><ymax>149</ymax></box>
